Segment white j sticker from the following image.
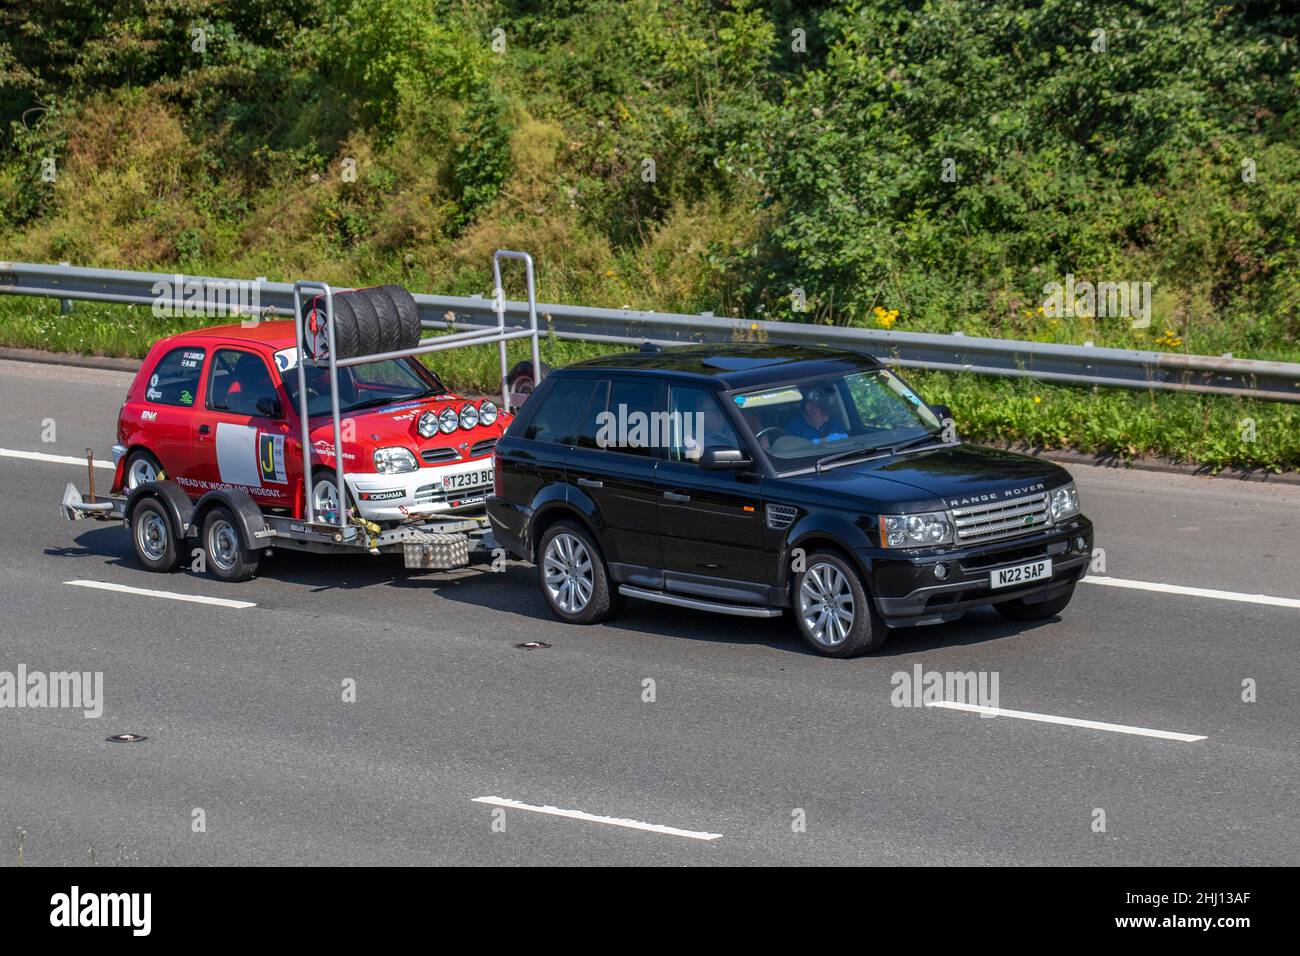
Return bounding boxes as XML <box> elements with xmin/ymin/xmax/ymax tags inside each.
<box><xmin>215</xmin><ymin>423</ymin><xmax>262</xmax><ymax>488</ymax></box>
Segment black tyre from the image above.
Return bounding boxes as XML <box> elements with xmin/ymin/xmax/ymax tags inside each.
<box><xmin>130</xmin><ymin>497</ymin><xmax>182</xmax><ymax>573</ymax></box>
<box><xmin>792</xmin><ymin>550</ymin><xmax>887</xmax><ymax>657</ymax></box>
<box><xmin>537</xmin><ymin>519</ymin><xmax>622</xmax><ymax>625</ymax></box>
<box><xmin>994</xmin><ymin>585</ymin><xmax>1075</xmax><ymax>621</ymax></box>
<box><xmin>368</xmin><ymin>286</ymin><xmax>399</xmax><ymax>354</ymax></box>
<box><xmin>348</xmin><ymin>288</ymin><xmax>382</xmax><ymax>356</ymax></box>
<box><xmin>202</xmin><ymin>505</ymin><xmax>260</xmax><ymax>583</ymax></box>
<box><xmin>123</xmin><ymin>448</ymin><xmax>165</xmax><ymax>490</ymax></box>
<box><xmin>330</xmin><ymin>294</ymin><xmax>362</xmax><ymax>360</ymax></box>
<box><xmin>375</xmin><ymin>285</ymin><xmax>420</xmax><ymax>351</ymax></box>
<box><xmin>507</xmin><ymin>360</ymin><xmax>551</xmax><ymax>407</ymax></box>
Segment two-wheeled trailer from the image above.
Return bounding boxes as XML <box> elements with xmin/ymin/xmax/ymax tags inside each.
<box><xmin>58</xmin><ymin>250</ymin><xmax>543</xmax><ymax>581</ymax></box>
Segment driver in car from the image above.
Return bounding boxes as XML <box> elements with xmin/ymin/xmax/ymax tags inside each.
<box><xmin>784</xmin><ymin>397</ymin><xmax>848</xmax><ymax>444</ymax></box>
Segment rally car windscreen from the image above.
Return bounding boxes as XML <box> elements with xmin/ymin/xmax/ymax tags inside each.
<box><xmin>733</xmin><ymin>368</ymin><xmax>943</xmax><ymax>472</ymax></box>
<box><xmin>277</xmin><ymin>349</ymin><xmax>444</xmax><ymax>417</ymax></box>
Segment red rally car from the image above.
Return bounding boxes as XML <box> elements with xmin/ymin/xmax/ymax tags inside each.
<box><xmin>112</xmin><ymin>321</ymin><xmax>508</xmax><ymax>523</ymax></box>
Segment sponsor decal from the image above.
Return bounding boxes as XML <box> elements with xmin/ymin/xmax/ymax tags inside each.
<box><xmin>179</xmin><ymin>389</ymin><xmax>194</xmax><ymax>406</ymax></box>
<box><xmin>141</xmin><ymin>410</ymin><xmax>157</xmax><ymax>422</ymax></box>
<box><xmin>273</xmin><ymin>347</ymin><xmax>298</xmax><ymax>373</ymax></box>
<box><xmin>360</xmin><ymin>489</ymin><xmax>405</xmax><ymax>501</ymax></box>
<box><xmin>259</xmin><ymin>433</ymin><xmax>287</xmax><ymax>483</ymax></box>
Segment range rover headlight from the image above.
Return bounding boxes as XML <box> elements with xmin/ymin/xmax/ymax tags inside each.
<box><xmin>459</xmin><ymin>403</ymin><xmax>479</xmax><ymax>430</ymax></box>
<box><xmin>417</xmin><ymin>410</ymin><xmax>438</xmax><ymax>438</ymax></box>
<box><xmin>880</xmin><ymin>511</ymin><xmax>953</xmax><ymax>548</ymax></box>
<box><xmin>1049</xmin><ymin>482</ymin><xmax>1079</xmax><ymax>521</ymax></box>
<box><xmin>438</xmin><ymin>407</ymin><xmax>459</xmax><ymax>434</ymax></box>
<box><xmin>373</xmin><ymin>447</ymin><xmax>417</xmax><ymax>474</ymax></box>
<box><xmin>478</xmin><ymin>399</ymin><xmax>498</xmax><ymax>426</ymax></box>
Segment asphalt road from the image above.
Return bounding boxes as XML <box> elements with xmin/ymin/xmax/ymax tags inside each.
<box><xmin>1</xmin><ymin>357</ymin><xmax>1297</xmax><ymax>866</ymax></box>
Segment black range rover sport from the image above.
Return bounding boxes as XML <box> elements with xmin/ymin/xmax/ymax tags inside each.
<box><xmin>487</xmin><ymin>345</ymin><xmax>1093</xmax><ymax>657</ymax></box>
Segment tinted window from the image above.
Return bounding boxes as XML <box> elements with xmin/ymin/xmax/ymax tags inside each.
<box><xmin>208</xmin><ymin>349</ymin><xmax>280</xmax><ymax>417</ymax></box>
<box><xmin>596</xmin><ymin>377</ymin><xmax>660</xmax><ymax>458</ymax></box>
<box><xmin>576</xmin><ymin>380</ymin><xmax>610</xmax><ymax>449</ymax></box>
<box><xmin>522</xmin><ymin>377</ymin><xmax>598</xmax><ymax>445</ymax></box>
<box><xmin>667</xmin><ymin>385</ymin><xmax>741</xmax><ymax>463</ymax></box>
<box><xmin>144</xmin><ymin>346</ymin><xmax>205</xmax><ymax>407</ymax></box>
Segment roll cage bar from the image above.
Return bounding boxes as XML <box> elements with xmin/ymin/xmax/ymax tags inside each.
<box><xmin>291</xmin><ymin>250</ymin><xmax>543</xmax><ymax>534</ymax></box>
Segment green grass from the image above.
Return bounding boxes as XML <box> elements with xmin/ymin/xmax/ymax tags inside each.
<box><xmin>3</xmin><ymin>296</ymin><xmax>1295</xmax><ymax>472</ymax></box>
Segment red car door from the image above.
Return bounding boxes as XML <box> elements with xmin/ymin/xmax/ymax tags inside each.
<box><xmin>191</xmin><ymin>346</ymin><xmax>295</xmax><ymax>508</ymax></box>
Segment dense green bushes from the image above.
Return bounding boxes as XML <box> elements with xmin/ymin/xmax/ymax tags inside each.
<box><xmin>1</xmin><ymin>1</ymin><xmax>1298</xmax><ymax>466</ymax></box>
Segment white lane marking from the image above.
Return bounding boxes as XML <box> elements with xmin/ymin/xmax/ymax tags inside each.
<box><xmin>1082</xmin><ymin>575</ymin><xmax>1300</xmax><ymax>610</ymax></box>
<box><xmin>65</xmin><ymin>580</ymin><xmax>256</xmax><ymax>609</ymax></box>
<box><xmin>472</xmin><ymin>796</ymin><xmax>723</xmax><ymax>841</ymax></box>
<box><xmin>0</xmin><ymin>447</ymin><xmax>114</xmax><ymax>470</ymax></box>
<box><xmin>924</xmin><ymin>700</ymin><xmax>1206</xmax><ymax>742</ymax></box>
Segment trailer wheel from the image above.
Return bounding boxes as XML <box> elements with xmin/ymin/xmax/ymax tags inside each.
<box><xmin>202</xmin><ymin>505</ymin><xmax>260</xmax><ymax>582</ymax></box>
<box><xmin>130</xmin><ymin>497</ymin><xmax>182</xmax><ymax>573</ymax></box>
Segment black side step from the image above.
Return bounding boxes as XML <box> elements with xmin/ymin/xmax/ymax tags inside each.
<box><xmin>618</xmin><ymin>586</ymin><xmax>782</xmax><ymax>618</ymax></box>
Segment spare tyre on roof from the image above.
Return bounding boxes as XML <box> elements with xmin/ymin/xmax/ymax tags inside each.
<box><xmin>305</xmin><ymin>285</ymin><xmax>421</xmax><ymax>361</ymax></box>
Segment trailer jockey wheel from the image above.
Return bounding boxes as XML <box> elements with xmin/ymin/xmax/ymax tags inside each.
<box><xmin>202</xmin><ymin>505</ymin><xmax>260</xmax><ymax>582</ymax></box>
<box><xmin>130</xmin><ymin>497</ymin><xmax>182</xmax><ymax>573</ymax></box>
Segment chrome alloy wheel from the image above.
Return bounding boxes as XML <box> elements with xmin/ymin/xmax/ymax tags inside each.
<box><xmin>543</xmin><ymin>532</ymin><xmax>594</xmax><ymax>613</ymax></box>
<box><xmin>799</xmin><ymin>561</ymin><xmax>855</xmax><ymax>648</ymax></box>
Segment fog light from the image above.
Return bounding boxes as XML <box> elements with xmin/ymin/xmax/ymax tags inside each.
<box><xmin>1075</xmin><ymin>536</ymin><xmax>1087</xmax><ymax>551</ymax></box>
<box><xmin>933</xmin><ymin>562</ymin><xmax>949</xmax><ymax>580</ymax></box>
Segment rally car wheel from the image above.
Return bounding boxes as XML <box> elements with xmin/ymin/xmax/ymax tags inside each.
<box><xmin>309</xmin><ymin>468</ymin><xmax>352</xmax><ymax>523</ymax></box>
<box><xmin>537</xmin><ymin>520</ymin><xmax>622</xmax><ymax>625</ymax></box>
<box><xmin>130</xmin><ymin>498</ymin><xmax>181</xmax><ymax>573</ymax></box>
<box><xmin>793</xmin><ymin>551</ymin><xmax>887</xmax><ymax>657</ymax></box>
<box><xmin>202</xmin><ymin>506</ymin><xmax>259</xmax><ymax>583</ymax></box>
<box><xmin>507</xmin><ymin>359</ymin><xmax>551</xmax><ymax>410</ymax></box>
<box><xmin>124</xmin><ymin>449</ymin><xmax>164</xmax><ymax>490</ymax></box>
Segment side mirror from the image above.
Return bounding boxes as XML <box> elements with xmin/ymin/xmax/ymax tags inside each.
<box><xmin>256</xmin><ymin>395</ymin><xmax>283</xmax><ymax>419</ymax></box>
<box><xmin>699</xmin><ymin>446</ymin><xmax>751</xmax><ymax>470</ymax></box>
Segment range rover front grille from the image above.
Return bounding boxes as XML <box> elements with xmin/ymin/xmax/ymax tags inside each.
<box><xmin>951</xmin><ymin>491</ymin><xmax>1050</xmax><ymax>544</ymax></box>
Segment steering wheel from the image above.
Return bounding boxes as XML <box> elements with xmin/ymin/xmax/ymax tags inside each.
<box><xmin>754</xmin><ymin>426</ymin><xmax>786</xmax><ymax>445</ymax></box>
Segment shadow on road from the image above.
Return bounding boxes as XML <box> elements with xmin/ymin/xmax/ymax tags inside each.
<box><xmin>55</xmin><ymin>525</ymin><xmax>1061</xmax><ymax>658</ymax></box>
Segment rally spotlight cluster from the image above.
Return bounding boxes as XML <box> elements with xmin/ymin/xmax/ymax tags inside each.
<box><xmin>417</xmin><ymin>400</ymin><xmax>499</xmax><ymax>438</ymax></box>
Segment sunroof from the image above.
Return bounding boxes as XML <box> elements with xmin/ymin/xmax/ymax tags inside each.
<box><xmin>700</xmin><ymin>356</ymin><xmax>789</xmax><ymax>371</ymax></box>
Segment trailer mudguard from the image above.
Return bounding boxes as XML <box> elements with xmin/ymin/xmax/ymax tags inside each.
<box><xmin>193</xmin><ymin>488</ymin><xmax>272</xmax><ymax>550</ymax></box>
<box><xmin>125</xmin><ymin>480</ymin><xmax>195</xmax><ymax>541</ymax></box>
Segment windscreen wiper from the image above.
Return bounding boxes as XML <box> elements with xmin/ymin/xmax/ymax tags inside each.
<box><xmin>815</xmin><ymin>433</ymin><xmax>942</xmax><ymax>472</ymax></box>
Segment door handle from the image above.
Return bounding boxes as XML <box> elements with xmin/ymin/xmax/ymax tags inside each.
<box><xmin>198</xmin><ymin>424</ymin><xmax>211</xmax><ymax>435</ymax></box>
<box><xmin>663</xmin><ymin>491</ymin><xmax>690</xmax><ymax>502</ymax></box>
<box><xmin>576</xmin><ymin>477</ymin><xmax>603</xmax><ymax>488</ymax></box>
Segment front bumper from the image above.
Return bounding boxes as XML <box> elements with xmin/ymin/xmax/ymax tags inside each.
<box><xmin>858</xmin><ymin>516</ymin><xmax>1093</xmax><ymax>627</ymax></box>
<box><xmin>344</xmin><ymin>459</ymin><xmax>494</xmax><ymax>521</ymax></box>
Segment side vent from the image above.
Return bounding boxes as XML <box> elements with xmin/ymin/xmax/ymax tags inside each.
<box><xmin>765</xmin><ymin>503</ymin><xmax>798</xmax><ymax>531</ymax></box>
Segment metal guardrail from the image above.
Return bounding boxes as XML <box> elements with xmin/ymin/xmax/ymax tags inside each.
<box><xmin>3</xmin><ymin>260</ymin><xmax>1299</xmax><ymax>402</ymax></box>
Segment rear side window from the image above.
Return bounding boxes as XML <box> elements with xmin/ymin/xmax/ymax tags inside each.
<box><xmin>593</xmin><ymin>376</ymin><xmax>660</xmax><ymax>457</ymax></box>
<box><xmin>522</xmin><ymin>377</ymin><xmax>598</xmax><ymax>445</ymax></box>
<box><xmin>144</xmin><ymin>346</ymin><xmax>205</xmax><ymax>407</ymax></box>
